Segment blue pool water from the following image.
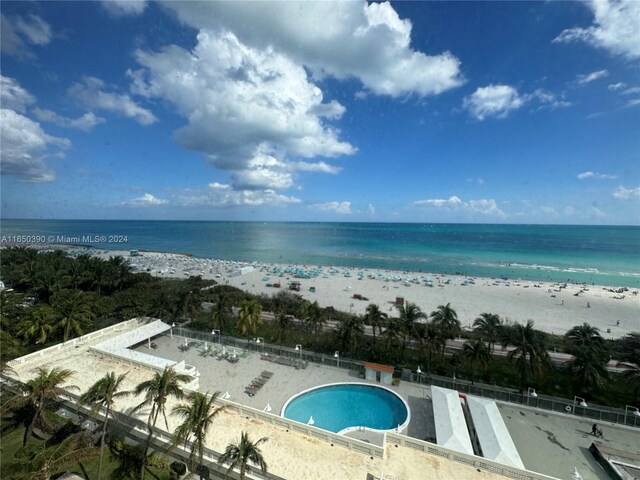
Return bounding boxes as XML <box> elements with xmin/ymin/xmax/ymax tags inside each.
<box><xmin>282</xmin><ymin>383</ymin><xmax>409</xmax><ymax>433</ymax></box>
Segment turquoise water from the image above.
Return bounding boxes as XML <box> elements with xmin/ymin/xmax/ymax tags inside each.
<box><xmin>1</xmin><ymin>220</ymin><xmax>639</xmax><ymax>287</ymax></box>
<box><xmin>282</xmin><ymin>384</ymin><xmax>409</xmax><ymax>433</ymax></box>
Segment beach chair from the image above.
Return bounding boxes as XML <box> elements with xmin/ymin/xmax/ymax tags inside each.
<box><xmin>244</xmin><ymin>387</ymin><xmax>257</xmax><ymax>397</ymax></box>
<box><xmin>261</xmin><ymin>371</ymin><xmax>274</xmax><ymax>379</ymax></box>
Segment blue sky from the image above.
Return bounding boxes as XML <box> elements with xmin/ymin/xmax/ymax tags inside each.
<box><xmin>1</xmin><ymin>0</ymin><xmax>639</xmax><ymax>224</ymax></box>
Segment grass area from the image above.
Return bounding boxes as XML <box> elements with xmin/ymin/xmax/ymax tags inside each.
<box><xmin>0</xmin><ymin>420</ymin><xmax>174</xmax><ymax>480</ymax></box>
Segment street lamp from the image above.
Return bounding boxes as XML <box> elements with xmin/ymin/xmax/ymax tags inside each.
<box><xmin>295</xmin><ymin>344</ymin><xmax>303</xmax><ymax>358</ymax></box>
<box><xmin>527</xmin><ymin>387</ymin><xmax>537</xmax><ymax>406</ymax></box>
<box><xmin>334</xmin><ymin>351</ymin><xmax>339</xmax><ymax>368</ymax></box>
<box><xmin>170</xmin><ymin>322</ymin><xmax>176</xmax><ymax>339</ymax></box>
<box><xmin>211</xmin><ymin>329</ymin><xmax>221</xmax><ymax>345</ymax></box>
<box><xmin>573</xmin><ymin>396</ymin><xmax>588</xmax><ymax>414</ymax></box>
<box><xmin>416</xmin><ymin>366</ymin><xmax>422</xmax><ymax>384</ymax></box>
<box><xmin>256</xmin><ymin>337</ymin><xmax>264</xmax><ymax>352</ymax></box>
<box><xmin>624</xmin><ymin>405</ymin><xmax>640</xmax><ymax>426</ymax></box>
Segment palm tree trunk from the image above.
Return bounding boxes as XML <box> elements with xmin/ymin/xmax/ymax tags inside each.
<box><xmin>24</xmin><ymin>404</ymin><xmax>43</xmax><ymax>447</ymax></box>
<box><xmin>98</xmin><ymin>405</ymin><xmax>110</xmax><ymax>480</ymax></box>
<box><xmin>140</xmin><ymin>406</ymin><xmax>158</xmax><ymax>480</ymax></box>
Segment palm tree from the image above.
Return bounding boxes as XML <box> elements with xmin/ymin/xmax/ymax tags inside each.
<box><xmin>565</xmin><ymin>323</ymin><xmax>605</xmax><ymax>351</ymax></box>
<box><xmin>473</xmin><ymin>313</ymin><xmax>502</xmax><ymax>353</ymax></box>
<box><xmin>616</xmin><ymin>332</ymin><xmax>640</xmax><ymax>400</ymax></box>
<box><xmin>415</xmin><ymin>322</ymin><xmax>442</xmax><ymax>374</ymax></box>
<box><xmin>380</xmin><ymin>317</ymin><xmax>402</xmax><ymax>352</ymax></box>
<box><xmin>271</xmin><ymin>312</ymin><xmax>291</xmax><ymax>343</ymax></box>
<box><xmin>17</xmin><ymin>431</ymin><xmax>98</xmax><ymax>480</ymax></box>
<box><xmin>397</xmin><ymin>302</ymin><xmax>426</xmax><ymax>360</ymax></box>
<box><xmin>461</xmin><ymin>339</ymin><xmax>491</xmax><ymax>383</ymax></box>
<box><xmin>335</xmin><ymin>316</ymin><xmax>364</xmax><ymax>355</ymax></box>
<box><xmin>16</xmin><ymin>306</ymin><xmax>55</xmax><ymax>345</ymax></box>
<box><xmin>237</xmin><ymin>299</ymin><xmax>262</xmax><ymax>337</ymax></box>
<box><xmin>299</xmin><ymin>300</ymin><xmax>324</xmax><ymax>334</ymax></box>
<box><xmin>502</xmin><ymin>320</ymin><xmax>550</xmax><ymax>390</ymax></box>
<box><xmin>430</xmin><ymin>303</ymin><xmax>461</xmax><ymax>358</ymax></box>
<box><xmin>133</xmin><ymin>367</ymin><xmax>191</xmax><ymax>480</ymax></box>
<box><xmin>210</xmin><ymin>291</ymin><xmax>232</xmax><ymax>335</ymax></box>
<box><xmin>365</xmin><ymin>304</ymin><xmax>387</xmax><ymax>347</ymax></box>
<box><xmin>569</xmin><ymin>347</ymin><xmax>609</xmax><ymax>393</ymax></box>
<box><xmin>51</xmin><ymin>289</ymin><xmax>96</xmax><ymax>341</ymax></box>
<box><xmin>218</xmin><ymin>431</ymin><xmax>268</xmax><ymax>480</ymax></box>
<box><xmin>3</xmin><ymin>367</ymin><xmax>78</xmax><ymax>446</ymax></box>
<box><xmin>79</xmin><ymin>372</ymin><xmax>131</xmax><ymax>480</ymax></box>
<box><xmin>170</xmin><ymin>391</ymin><xmax>224</xmax><ymax>472</ymax></box>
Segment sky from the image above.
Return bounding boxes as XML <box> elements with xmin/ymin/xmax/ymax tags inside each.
<box><xmin>1</xmin><ymin>0</ymin><xmax>639</xmax><ymax>224</ymax></box>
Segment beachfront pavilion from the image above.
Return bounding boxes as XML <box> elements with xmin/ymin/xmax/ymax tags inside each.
<box><xmin>6</xmin><ymin>318</ymin><xmax>639</xmax><ymax>480</ymax></box>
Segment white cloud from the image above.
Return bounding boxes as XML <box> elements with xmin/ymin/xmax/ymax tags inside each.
<box><xmin>414</xmin><ymin>195</ymin><xmax>506</xmax><ymax>217</ymax></box>
<box><xmin>608</xmin><ymin>82</ymin><xmax>626</xmax><ymax>91</ymax></box>
<box><xmin>163</xmin><ymin>1</ymin><xmax>465</xmax><ymax>98</ymax></box>
<box><xmin>553</xmin><ymin>0</ymin><xmax>640</xmax><ymax>59</ymax></box>
<box><xmin>68</xmin><ymin>76</ymin><xmax>157</xmax><ymax>125</ymax></box>
<box><xmin>1</xmin><ymin>75</ymin><xmax>35</xmax><ymax>113</ymax></box>
<box><xmin>367</xmin><ymin>204</ymin><xmax>376</xmax><ymax>216</ymax></box>
<box><xmin>576</xmin><ymin>70</ymin><xmax>609</xmax><ymax>85</ymax></box>
<box><xmin>577</xmin><ymin>171</ymin><xmax>617</xmax><ymax>180</ymax></box>
<box><xmin>290</xmin><ymin>161</ymin><xmax>341</xmax><ymax>174</ymax></box>
<box><xmin>123</xmin><ymin>193</ymin><xmax>168</xmax><ymax>206</ymax></box>
<box><xmin>175</xmin><ymin>183</ymin><xmax>301</xmax><ymax>207</ymax></box>
<box><xmin>466</xmin><ymin>177</ymin><xmax>485</xmax><ymax>185</ymax></box>
<box><xmin>613</xmin><ymin>185</ymin><xmax>640</xmax><ymax>199</ymax></box>
<box><xmin>101</xmin><ymin>0</ymin><xmax>148</xmax><ymax>17</ymax></box>
<box><xmin>0</xmin><ymin>109</ymin><xmax>69</xmax><ymax>182</ymax></box>
<box><xmin>33</xmin><ymin>108</ymin><xmax>105</xmax><ymax>131</ymax></box>
<box><xmin>623</xmin><ymin>87</ymin><xmax>640</xmax><ymax>95</ymax></box>
<box><xmin>310</xmin><ymin>201</ymin><xmax>352</xmax><ymax>214</ymax></box>
<box><xmin>463</xmin><ymin>85</ymin><xmax>525</xmax><ymax>120</ymax></box>
<box><xmin>129</xmin><ymin>30</ymin><xmax>355</xmax><ymax>193</ymax></box>
<box><xmin>0</xmin><ymin>13</ymin><xmax>52</xmax><ymax>59</ymax></box>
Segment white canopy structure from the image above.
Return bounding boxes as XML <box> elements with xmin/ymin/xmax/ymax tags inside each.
<box><xmin>467</xmin><ymin>396</ymin><xmax>525</xmax><ymax>469</ymax></box>
<box><xmin>90</xmin><ymin>320</ymin><xmax>198</xmax><ymax>389</ymax></box>
<box><xmin>431</xmin><ymin>386</ymin><xmax>474</xmax><ymax>455</ymax></box>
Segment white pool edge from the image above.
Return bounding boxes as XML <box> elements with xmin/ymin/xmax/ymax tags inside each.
<box><xmin>280</xmin><ymin>381</ymin><xmax>411</xmax><ymax>435</ymax></box>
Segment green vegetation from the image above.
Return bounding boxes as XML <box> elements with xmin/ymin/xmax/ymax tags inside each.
<box><xmin>218</xmin><ymin>431</ymin><xmax>268</xmax><ymax>480</ymax></box>
<box><xmin>1</xmin><ymin>246</ymin><xmax>638</xmax><ymax>412</ymax></box>
<box><xmin>169</xmin><ymin>391</ymin><xmax>224</xmax><ymax>472</ymax></box>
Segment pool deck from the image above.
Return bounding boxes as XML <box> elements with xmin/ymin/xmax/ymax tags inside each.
<box><xmin>136</xmin><ymin>334</ymin><xmax>433</xmax><ymax>445</ymax></box>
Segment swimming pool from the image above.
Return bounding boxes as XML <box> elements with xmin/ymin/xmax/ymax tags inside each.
<box><xmin>281</xmin><ymin>383</ymin><xmax>410</xmax><ymax>434</ymax></box>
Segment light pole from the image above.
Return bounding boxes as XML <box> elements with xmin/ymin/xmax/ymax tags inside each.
<box><xmin>211</xmin><ymin>329</ymin><xmax>221</xmax><ymax>345</ymax></box>
<box><xmin>334</xmin><ymin>351</ymin><xmax>339</xmax><ymax>368</ymax></box>
<box><xmin>573</xmin><ymin>396</ymin><xmax>588</xmax><ymax>415</ymax></box>
<box><xmin>416</xmin><ymin>366</ymin><xmax>422</xmax><ymax>385</ymax></box>
<box><xmin>256</xmin><ymin>337</ymin><xmax>264</xmax><ymax>352</ymax></box>
<box><xmin>624</xmin><ymin>405</ymin><xmax>640</xmax><ymax>426</ymax></box>
<box><xmin>295</xmin><ymin>344</ymin><xmax>303</xmax><ymax>359</ymax></box>
<box><xmin>527</xmin><ymin>387</ymin><xmax>537</xmax><ymax>406</ymax></box>
<box><xmin>170</xmin><ymin>322</ymin><xmax>176</xmax><ymax>339</ymax></box>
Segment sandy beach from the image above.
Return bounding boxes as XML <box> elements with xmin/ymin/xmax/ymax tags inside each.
<box><xmin>90</xmin><ymin>249</ymin><xmax>640</xmax><ymax>339</ymax></box>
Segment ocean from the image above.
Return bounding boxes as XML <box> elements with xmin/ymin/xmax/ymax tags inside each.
<box><xmin>2</xmin><ymin>220</ymin><xmax>639</xmax><ymax>288</ymax></box>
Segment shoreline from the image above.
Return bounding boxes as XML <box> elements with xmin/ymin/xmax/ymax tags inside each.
<box><xmin>4</xmin><ymin>244</ymin><xmax>638</xmax><ymax>339</ymax></box>
<box><xmin>97</xmin><ymin>248</ymin><xmax>639</xmax><ymax>339</ymax></box>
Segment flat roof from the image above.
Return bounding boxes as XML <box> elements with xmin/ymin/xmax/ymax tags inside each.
<box><xmin>431</xmin><ymin>386</ymin><xmax>474</xmax><ymax>455</ymax></box>
<box><xmin>467</xmin><ymin>395</ymin><xmax>525</xmax><ymax>469</ymax></box>
<box><xmin>364</xmin><ymin>362</ymin><xmax>395</xmax><ymax>373</ymax></box>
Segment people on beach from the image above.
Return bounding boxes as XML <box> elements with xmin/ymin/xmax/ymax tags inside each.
<box><xmin>591</xmin><ymin>424</ymin><xmax>597</xmax><ymax>435</ymax></box>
